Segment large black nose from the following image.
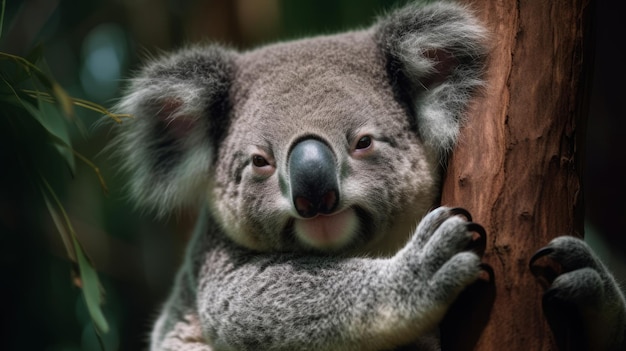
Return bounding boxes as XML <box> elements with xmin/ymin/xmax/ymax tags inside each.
<box><xmin>288</xmin><ymin>138</ymin><xmax>339</xmax><ymax>218</ymax></box>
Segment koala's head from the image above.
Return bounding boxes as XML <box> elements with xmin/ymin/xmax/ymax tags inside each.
<box><xmin>114</xmin><ymin>2</ymin><xmax>486</xmax><ymax>255</ymax></box>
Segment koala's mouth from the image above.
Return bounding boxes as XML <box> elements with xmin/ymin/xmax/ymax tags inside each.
<box><xmin>293</xmin><ymin>208</ymin><xmax>359</xmax><ymax>251</ymax></box>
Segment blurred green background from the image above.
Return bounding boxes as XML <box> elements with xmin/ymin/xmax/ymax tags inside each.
<box><xmin>0</xmin><ymin>1</ymin><xmax>624</xmax><ymax>350</ymax></box>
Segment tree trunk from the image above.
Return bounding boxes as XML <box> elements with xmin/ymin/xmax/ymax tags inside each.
<box><xmin>439</xmin><ymin>0</ymin><xmax>593</xmax><ymax>350</ymax></box>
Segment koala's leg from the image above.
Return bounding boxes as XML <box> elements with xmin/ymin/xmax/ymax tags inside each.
<box><xmin>196</xmin><ymin>207</ymin><xmax>485</xmax><ymax>351</ymax></box>
<box><xmin>530</xmin><ymin>236</ymin><xmax>626</xmax><ymax>351</ymax></box>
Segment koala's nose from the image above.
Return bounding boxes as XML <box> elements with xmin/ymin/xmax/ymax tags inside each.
<box><xmin>288</xmin><ymin>138</ymin><xmax>339</xmax><ymax>218</ymax></box>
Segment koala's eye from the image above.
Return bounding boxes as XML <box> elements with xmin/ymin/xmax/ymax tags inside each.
<box><xmin>355</xmin><ymin>135</ymin><xmax>372</xmax><ymax>150</ymax></box>
<box><xmin>252</xmin><ymin>155</ymin><xmax>270</xmax><ymax>167</ymax></box>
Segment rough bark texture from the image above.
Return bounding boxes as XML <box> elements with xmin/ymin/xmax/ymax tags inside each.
<box><xmin>439</xmin><ymin>0</ymin><xmax>593</xmax><ymax>350</ymax></box>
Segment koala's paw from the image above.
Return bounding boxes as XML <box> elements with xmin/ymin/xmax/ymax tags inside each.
<box><xmin>530</xmin><ymin>236</ymin><xmax>626</xmax><ymax>350</ymax></box>
<box><xmin>393</xmin><ymin>207</ymin><xmax>486</xmax><ymax>310</ymax></box>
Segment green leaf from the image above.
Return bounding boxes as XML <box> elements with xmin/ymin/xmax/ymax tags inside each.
<box><xmin>29</xmin><ymin>50</ymin><xmax>76</xmax><ymax>119</ymax></box>
<box><xmin>52</xmin><ymin>82</ymin><xmax>75</xmax><ymax>118</ymax></box>
<box><xmin>2</xmin><ymin>88</ymin><xmax>78</xmax><ymax>175</ymax></box>
<box><xmin>42</xmin><ymin>185</ymin><xmax>76</xmax><ymax>262</ymax></box>
<box><xmin>38</xmin><ymin>100</ymin><xmax>76</xmax><ymax>173</ymax></box>
<box><xmin>0</xmin><ymin>51</ymin><xmax>54</xmax><ymax>89</ymax></box>
<box><xmin>39</xmin><ymin>177</ymin><xmax>109</xmax><ymax>334</ymax></box>
<box><xmin>73</xmin><ymin>235</ymin><xmax>110</xmax><ymax>334</ymax></box>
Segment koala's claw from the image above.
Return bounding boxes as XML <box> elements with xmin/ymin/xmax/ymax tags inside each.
<box><xmin>445</xmin><ymin>208</ymin><xmax>485</xmax><ymax>253</ymax></box>
<box><xmin>465</xmin><ymin>222</ymin><xmax>486</xmax><ymax>255</ymax></box>
<box><xmin>449</xmin><ymin>207</ymin><xmax>472</xmax><ymax>222</ymax></box>
<box><xmin>529</xmin><ymin>246</ymin><xmax>554</xmax><ymax>266</ymax></box>
<box><xmin>529</xmin><ymin>246</ymin><xmax>560</xmax><ymax>286</ymax></box>
<box><xmin>477</xmin><ymin>262</ymin><xmax>494</xmax><ymax>283</ymax></box>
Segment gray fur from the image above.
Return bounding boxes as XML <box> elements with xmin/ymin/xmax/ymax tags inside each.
<box><xmin>114</xmin><ymin>45</ymin><xmax>234</xmax><ymax>216</ymax></box>
<box><xmin>533</xmin><ymin>237</ymin><xmax>626</xmax><ymax>350</ymax></box>
<box><xmin>375</xmin><ymin>1</ymin><xmax>487</xmax><ymax>156</ymax></box>
<box><xmin>110</xmin><ymin>0</ymin><xmax>625</xmax><ymax>350</ymax></box>
<box><xmin>157</xmin><ymin>207</ymin><xmax>480</xmax><ymax>351</ymax></box>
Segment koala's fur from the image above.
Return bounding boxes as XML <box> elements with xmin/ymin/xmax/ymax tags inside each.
<box><xmin>112</xmin><ymin>1</ymin><xmax>626</xmax><ymax>350</ymax></box>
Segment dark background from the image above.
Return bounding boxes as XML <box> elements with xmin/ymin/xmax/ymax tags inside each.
<box><xmin>0</xmin><ymin>1</ymin><xmax>623</xmax><ymax>350</ymax></box>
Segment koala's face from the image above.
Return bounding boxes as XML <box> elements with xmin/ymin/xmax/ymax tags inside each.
<box><xmin>210</xmin><ymin>32</ymin><xmax>439</xmax><ymax>255</ymax></box>
<box><xmin>115</xmin><ymin>5</ymin><xmax>485</xmax><ymax>255</ymax></box>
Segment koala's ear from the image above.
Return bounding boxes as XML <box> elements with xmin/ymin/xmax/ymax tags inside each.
<box><xmin>113</xmin><ymin>45</ymin><xmax>234</xmax><ymax>216</ymax></box>
<box><xmin>375</xmin><ymin>2</ymin><xmax>488</xmax><ymax>159</ymax></box>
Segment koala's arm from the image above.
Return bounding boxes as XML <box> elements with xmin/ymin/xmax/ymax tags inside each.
<box><xmin>150</xmin><ymin>208</ymin><xmax>483</xmax><ymax>351</ymax></box>
<box><xmin>531</xmin><ymin>236</ymin><xmax>626</xmax><ymax>350</ymax></box>
<box><xmin>177</xmin><ymin>208</ymin><xmax>483</xmax><ymax>351</ymax></box>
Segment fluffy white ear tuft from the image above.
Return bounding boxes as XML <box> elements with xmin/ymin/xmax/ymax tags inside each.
<box><xmin>112</xmin><ymin>45</ymin><xmax>235</xmax><ymax>216</ymax></box>
<box><xmin>375</xmin><ymin>2</ymin><xmax>488</xmax><ymax>159</ymax></box>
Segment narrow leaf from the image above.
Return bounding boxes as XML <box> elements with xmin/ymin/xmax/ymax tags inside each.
<box><xmin>39</xmin><ymin>177</ymin><xmax>109</xmax><ymax>334</ymax></box>
<box><xmin>52</xmin><ymin>82</ymin><xmax>75</xmax><ymax>119</ymax></box>
<box><xmin>41</xmin><ymin>185</ymin><xmax>76</xmax><ymax>262</ymax></box>
<box><xmin>38</xmin><ymin>101</ymin><xmax>76</xmax><ymax>174</ymax></box>
<box><xmin>73</xmin><ymin>236</ymin><xmax>110</xmax><ymax>334</ymax></box>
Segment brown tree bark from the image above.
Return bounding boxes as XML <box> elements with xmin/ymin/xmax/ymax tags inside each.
<box><xmin>439</xmin><ymin>0</ymin><xmax>593</xmax><ymax>350</ymax></box>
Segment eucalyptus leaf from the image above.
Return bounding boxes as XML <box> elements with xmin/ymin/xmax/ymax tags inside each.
<box><xmin>73</xmin><ymin>236</ymin><xmax>110</xmax><ymax>334</ymax></box>
<box><xmin>2</xmin><ymin>92</ymin><xmax>77</xmax><ymax>174</ymax></box>
<box><xmin>52</xmin><ymin>82</ymin><xmax>75</xmax><ymax>118</ymax></box>
<box><xmin>3</xmin><ymin>96</ymin><xmax>76</xmax><ymax>175</ymax></box>
<box><xmin>37</xmin><ymin>101</ymin><xmax>75</xmax><ymax>173</ymax></box>
<box><xmin>41</xmin><ymin>184</ymin><xmax>76</xmax><ymax>262</ymax></box>
<box><xmin>39</xmin><ymin>177</ymin><xmax>110</xmax><ymax>334</ymax></box>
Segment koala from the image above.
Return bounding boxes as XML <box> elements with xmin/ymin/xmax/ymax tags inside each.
<box><xmin>112</xmin><ymin>1</ymin><xmax>626</xmax><ymax>350</ymax></box>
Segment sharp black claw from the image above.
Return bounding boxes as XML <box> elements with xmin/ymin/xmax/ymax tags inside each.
<box><xmin>450</xmin><ymin>207</ymin><xmax>472</xmax><ymax>222</ymax></box>
<box><xmin>529</xmin><ymin>246</ymin><xmax>555</xmax><ymax>269</ymax></box>
<box><xmin>478</xmin><ymin>263</ymin><xmax>495</xmax><ymax>283</ymax></box>
<box><xmin>466</xmin><ymin>222</ymin><xmax>487</xmax><ymax>255</ymax></box>
<box><xmin>467</xmin><ymin>222</ymin><xmax>486</xmax><ymax>243</ymax></box>
<box><xmin>529</xmin><ymin>247</ymin><xmax>561</xmax><ymax>286</ymax></box>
